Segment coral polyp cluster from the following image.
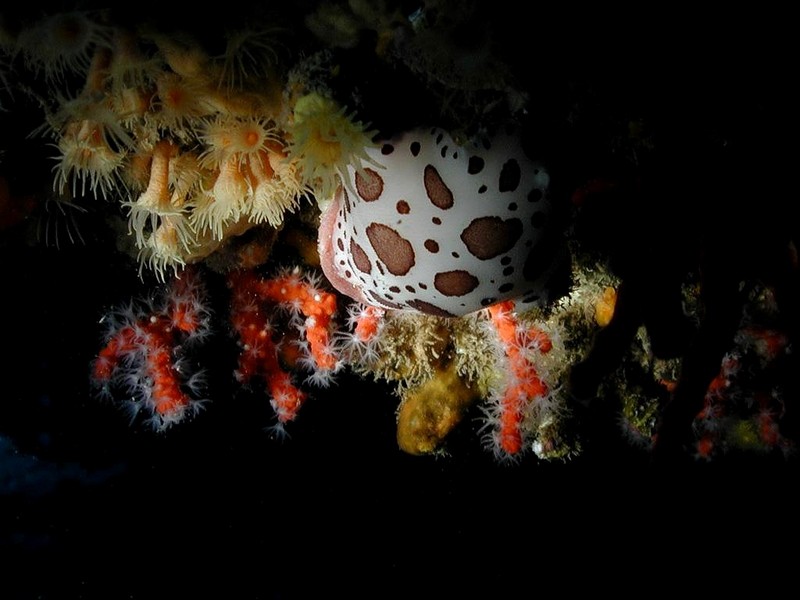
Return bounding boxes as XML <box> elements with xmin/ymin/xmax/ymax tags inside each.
<box><xmin>228</xmin><ymin>266</ymin><xmax>342</xmax><ymax>432</ymax></box>
<box><xmin>2</xmin><ymin>8</ymin><xmax>377</xmax><ymax>278</ymax></box>
<box><xmin>91</xmin><ymin>266</ymin><xmax>212</xmax><ymax>430</ymax></box>
<box><xmin>288</xmin><ymin>91</ymin><xmax>379</xmax><ymax>208</ymax></box>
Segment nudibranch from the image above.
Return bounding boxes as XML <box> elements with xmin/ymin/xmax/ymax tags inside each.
<box><xmin>318</xmin><ymin>127</ymin><xmax>559</xmax><ymax>317</ymax></box>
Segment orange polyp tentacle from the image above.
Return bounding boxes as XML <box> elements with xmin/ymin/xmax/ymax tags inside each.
<box><xmin>147</xmin><ymin>346</ymin><xmax>190</xmax><ymax>416</ymax></box>
<box><xmin>499</xmin><ymin>395</ymin><xmax>524</xmax><ymax>455</ymax></box>
<box><xmin>487</xmin><ymin>300</ymin><xmax>552</xmax><ymax>456</ymax></box>
<box><xmin>93</xmin><ymin>326</ymin><xmax>138</xmax><ymax>380</ymax></box>
<box><xmin>488</xmin><ymin>301</ymin><xmax>517</xmax><ymax>344</ymax></box>
<box><xmin>354</xmin><ymin>306</ymin><xmax>384</xmax><ymax>343</ymax></box>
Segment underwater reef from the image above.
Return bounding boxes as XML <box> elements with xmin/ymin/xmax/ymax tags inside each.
<box><xmin>1</xmin><ymin>1</ymin><xmax>798</xmax><ymax>470</ymax></box>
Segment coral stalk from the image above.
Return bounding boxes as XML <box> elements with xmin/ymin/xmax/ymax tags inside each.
<box><xmin>487</xmin><ymin>300</ymin><xmax>552</xmax><ymax>457</ymax></box>
<box><xmin>228</xmin><ymin>267</ymin><xmax>340</xmax><ymax>428</ymax></box>
<box><xmin>91</xmin><ymin>267</ymin><xmax>211</xmax><ymax>430</ymax></box>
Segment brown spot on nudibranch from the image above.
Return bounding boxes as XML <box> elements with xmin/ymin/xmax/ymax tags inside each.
<box><xmin>410</xmin><ymin>141</ymin><xmax>421</xmax><ymax>156</ymax></box>
<box><xmin>366</xmin><ymin>223</ymin><xmax>415</xmax><ymax>276</ymax></box>
<box><xmin>423</xmin><ymin>165</ymin><xmax>454</xmax><ymax>209</ymax></box>
<box><xmin>468</xmin><ymin>156</ymin><xmax>484</xmax><ymax>175</ymax></box>
<box><xmin>355</xmin><ymin>168</ymin><xmax>384</xmax><ymax>201</ymax></box>
<box><xmin>434</xmin><ymin>270</ymin><xmax>479</xmax><ymax>296</ymax></box>
<box><xmin>406</xmin><ymin>299</ymin><xmax>455</xmax><ymax>317</ymax></box>
<box><xmin>342</xmin><ymin>187</ymin><xmax>351</xmax><ymax>213</ymax></box>
<box><xmin>396</xmin><ymin>200</ymin><xmax>410</xmax><ymax>214</ymax></box>
<box><xmin>460</xmin><ymin>216</ymin><xmax>523</xmax><ymax>260</ymax></box>
<box><xmin>350</xmin><ymin>239</ymin><xmax>371</xmax><ymax>274</ymax></box>
<box><xmin>424</xmin><ymin>239</ymin><xmax>439</xmax><ymax>253</ymax></box>
<box><xmin>368</xmin><ymin>290</ymin><xmax>404</xmax><ymax>310</ymax></box>
<box><xmin>498</xmin><ymin>158</ymin><xmax>521</xmax><ymax>192</ymax></box>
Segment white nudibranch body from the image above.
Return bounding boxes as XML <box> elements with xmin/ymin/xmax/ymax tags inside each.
<box><xmin>319</xmin><ymin>127</ymin><xmax>561</xmax><ymax>317</ymax></box>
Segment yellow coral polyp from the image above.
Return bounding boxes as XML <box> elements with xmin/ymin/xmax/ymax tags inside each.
<box><xmin>132</xmin><ymin>139</ymin><xmax>178</xmax><ymax>213</ymax></box>
<box><xmin>152</xmin><ymin>72</ymin><xmax>212</xmax><ymax>130</ymax></box>
<box><xmin>289</xmin><ymin>92</ymin><xmax>378</xmax><ymax>205</ymax></box>
<box><xmin>150</xmin><ymin>33</ymin><xmax>211</xmax><ymax>81</ymax></box>
<box><xmin>125</xmin><ymin>139</ymin><xmax>200</xmax><ymax>272</ymax></box>
<box><xmin>106</xmin><ymin>29</ymin><xmax>162</xmax><ymax>93</ymax></box>
<box><xmin>15</xmin><ymin>10</ymin><xmax>111</xmax><ymax>81</ymax></box>
<box><xmin>55</xmin><ymin>119</ymin><xmax>124</xmax><ymax>198</ymax></box>
<box><xmin>199</xmin><ymin>115</ymin><xmax>280</xmax><ymax>168</ymax></box>
<box><xmin>138</xmin><ymin>214</ymin><xmax>192</xmax><ymax>279</ymax></box>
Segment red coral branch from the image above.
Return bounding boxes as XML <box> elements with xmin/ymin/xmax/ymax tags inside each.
<box><xmin>486</xmin><ymin>300</ymin><xmax>552</xmax><ymax>457</ymax></box>
<box><xmin>227</xmin><ymin>266</ymin><xmax>340</xmax><ymax>430</ymax></box>
<box><xmin>91</xmin><ymin>267</ymin><xmax>211</xmax><ymax>430</ymax></box>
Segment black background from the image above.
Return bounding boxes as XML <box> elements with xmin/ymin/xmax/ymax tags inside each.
<box><xmin>2</xmin><ymin>2</ymin><xmax>799</xmax><ymax>598</ymax></box>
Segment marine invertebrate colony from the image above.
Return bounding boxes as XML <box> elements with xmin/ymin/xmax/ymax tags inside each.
<box><xmin>313</xmin><ymin>123</ymin><xmax>573</xmax><ymax>460</ymax></box>
<box><xmin>3</xmin><ymin>4</ymin><xmax>796</xmax><ymax>466</ymax></box>
<box><xmin>228</xmin><ymin>266</ymin><xmax>341</xmax><ymax>431</ymax></box>
<box><xmin>91</xmin><ymin>267</ymin><xmax>212</xmax><ymax>430</ymax></box>
<box><xmin>1</xmin><ymin>8</ymin><xmax>382</xmax><ymax>280</ymax></box>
